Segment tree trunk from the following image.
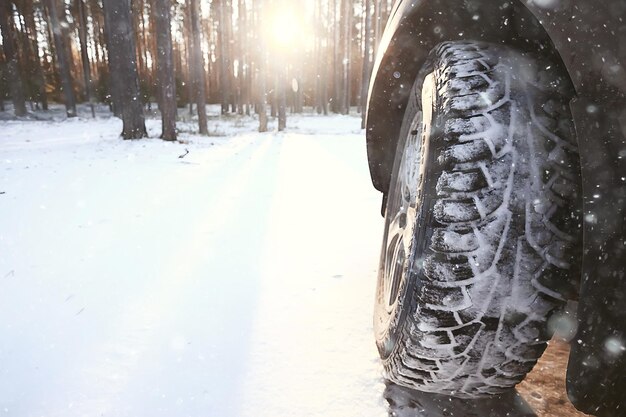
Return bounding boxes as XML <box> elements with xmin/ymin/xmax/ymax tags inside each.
<box><xmin>277</xmin><ymin>71</ymin><xmax>286</xmax><ymax>131</ymax></box>
<box><xmin>226</xmin><ymin>0</ymin><xmax>235</xmax><ymax>113</ymax></box>
<box><xmin>0</xmin><ymin>57</ymin><xmax>4</xmax><ymax>111</ymax></box>
<box><xmin>148</xmin><ymin>3</ymin><xmax>159</xmax><ymax>108</ymax></box>
<box><xmin>153</xmin><ymin>0</ymin><xmax>177</xmax><ymax>141</ymax></box>
<box><xmin>236</xmin><ymin>0</ymin><xmax>245</xmax><ymax>115</ymax></box>
<box><xmin>139</xmin><ymin>0</ymin><xmax>151</xmax><ymax>107</ymax></box>
<box><xmin>89</xmin><ymin>0</ymin><xmax>104</xmax><ymax>81</ymax></box>
<box><xmin>0</xmin><ymin>1</ymin><xmax>27</xmax><ymax>116</ymax></box>
<box><xmin>314</xmin><ymin>0</ymin><xmax>321</xmax><ymax>114</ymax></box>
<box><xmin>255</xmin><ymin>0</ymin><xmax>267</xmax><ymax>132</ymax></box>
<box><xmin>101</xmin><ymin>2</ymin><xmax>121</xmax><ymax>116</ymax></box>
<box><xmin>322</xmin><ymin>0</ymin><xmax>329</xmax><ymax>115</ymax></box>
<box><xmin>373</xmin><ymin>0</ymin><xmax>381</xmax><ymax>58</ymax></box>
<box><xmin>183</xmin><ymin>7</ymin><xmax>193</xmax><ymax>115</ymax></box>
<box><xmin>42</xmin><ymin>3</ymin><xmax>60</xmax><ymax>92</ymax></box>
<box><xmin>0</xmin><ymin>76</ymin><xmax>4</xmax><ymax>111</ymax></box>
<box><xmin>217</xmin><ymin>0</ymin><xmax>231</xmax><ymax>114</ymax></box>
<box><xmin>76</xmin><ymin>0</ymin><xmax>95</xmax><ymax>117</ymax></box>
<box><xmin>342</xmin><ymin>0</ymin><xmax>351</xmax><ymax>115</ymax></box>
<box><xmin>204</xmin><ymin>7</ymin><xmax>218</xmax><ymax>102</ymax></box>
<box><xmin>15</xmin><ymin>5</ymin><xmax>35</xmax><ymax>108</ymax></box>
<box><xmin>102</xmin><ymin>0</ymin><xmax>147</xmax><ymax>139</ymax></box>
<box><xmin>361</xmin><ymin>0</ymin><xmax>372</xmax><ymax>128</ymax></box>
<box><xmin>333</xmin><ymin>0</ymin><xmax>342</xmax><ymax>113</ymax></box>
<box><xmin>44</xmin><ymin>0</ymin><xmax>77</xmax><ymax>117</ymax></box>
<box><xmin>258</xmin><ymin>64</ymin><xmax>268</xmax><ymax>132</ymax></box>
<box><xmin>20</xmin><ymin>0</ymin><xmax>48</xmax><ymax>110</ymax></box>
<box><xmin>88</xmin><ymin>0</ymin><xmax>108</xmax><ymax>102</ymax></box>
<box><xmin>0</xmin><ymin>47</ymin><xmax>4</xmax><ymax>112</ymax></box>
<box><xmin>189</xmin><ymin>0</ymin><xmax>208</xmax><ymax>134</ymax></box>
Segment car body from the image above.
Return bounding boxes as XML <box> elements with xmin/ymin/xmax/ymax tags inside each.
<box><xmin>365</xmin><ymin>1</ymin><xmax>625</xmax><ymax>415</ymax></box>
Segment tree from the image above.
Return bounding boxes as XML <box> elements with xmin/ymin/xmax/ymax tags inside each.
<box><xmin>153</xmin><ymin>0</ymin><xmax>177</xmax><ymax>141</ymax></box>
<box><xmin>0</xmin><ymin>1</ymin><xmax>27</xmax><ymax>116</ymax></box>
<box><xmin>314</xmin><ymin>0</ymin><xmax>328</xmax><ymax>115</ymax></box>
<box><xmin>43</xmin><ymin>0</ymin><xmax>77</xmax><ymax>117</ymax></box>
<box><xmin>102</xmin><ymin>0</ymin><xmax>147</xmax><ymax>139</ymax></box>
<box><xmin>255</xmin><ymin>0</ymin><xmax>268</xmax><ymax>132</ymax></box>
<box><xmin>332</xmin><ymin>0</ymin><xmax>342</xmax><ymax>113</ymax></box>
<box><xmin>0</xmin><ymin>0</ymin><xmax>390</xmax><ymax>128</ymax></box>
<box><xmin>277</xmin><ymin>71</ymin><xmax>286</xmax><ymax>131</ymax></box>
<box><xmin>76</xmin><ymin>0</ymin><xmax>94</xmax><ymax>117</ymax></box>
<box><xmin>0</xmin><ymin>58</ymin><xmax>4</xmax><ymax>112</ymax></box>
<box><xmin>258</xmin><ymin>68</ymin><xmax>268</xmax><ymax>132</ymax></box>
<box><xmin>341</xmin><ymin>0</ymin><xmax>351</xmax><ymax>115</ymax></box>
<box><xmin>17</xmin><ymin>0</ymin><xmax>48</xmax><ymax>111</ymax></box>
<box><xmin>360</xmin><ymin>0</ymin><xmax>372</xmax><ymax>128</ymax></box>
<box><xmin>217</xmin><ymin>0</ymin><xmax>232</xmax><ymax>114</ymax></box>
<box><xmin>188</xmin><ymin>0</ymin><xmax>208</xmax><ymax>135</ymax></box>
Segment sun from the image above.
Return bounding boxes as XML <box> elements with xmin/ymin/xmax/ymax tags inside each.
<box><xmin>270</xmin><ymin>9</ymin><xmax>298</xmax><ymax>46</ymax></box>
<box><xmin>263</xmin><ymin>5</ymin><xmax>311</xmax><ymax>51</ymax></box>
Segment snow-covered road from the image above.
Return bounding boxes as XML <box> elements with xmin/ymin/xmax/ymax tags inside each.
<box><xmin>0</xmin><ymin>113</ymin><xmax>387</xmax><ymax>417</ymax></box>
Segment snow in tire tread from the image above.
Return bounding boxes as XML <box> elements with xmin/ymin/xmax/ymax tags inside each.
<box><xmin>383</xmin><ymin>41</ymin><xmax>582</xmax><ymax>397</ymax></box>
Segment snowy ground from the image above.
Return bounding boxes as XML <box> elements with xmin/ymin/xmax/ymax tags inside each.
<box><xmin>0</xmin><ymin>104</ymin><xmax>583</xmax><ymax>417</ymax></box>
<box><xmin>0</xmin><ymin>105</ymin><xmax>387</xmax><ymax>417</ymax></box>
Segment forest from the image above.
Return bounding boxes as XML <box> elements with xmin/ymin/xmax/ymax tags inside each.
<box><xmin>0</xmin><ymin>0</ymin><xmax>396</xmax><ymax>140</ymax></box>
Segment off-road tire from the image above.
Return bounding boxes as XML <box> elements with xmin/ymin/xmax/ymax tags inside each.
<box><xmin>374</xmin><ymin>41</ymin><xmax>582</xmax><ymax>398</ymax></box>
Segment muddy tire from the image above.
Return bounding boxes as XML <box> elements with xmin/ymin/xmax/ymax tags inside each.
<box><xmin>374</xmin><ymin>41</ymin><xmax>582</xmax><ymax>398</ymax></box>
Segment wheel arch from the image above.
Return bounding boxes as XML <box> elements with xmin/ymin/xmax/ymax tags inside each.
<box><xmin>366</xmin><ymin>2</ymin><xmax>626</xmax><ymax>414</ymax></box>
<box><xmin>365</xmin><ymin>0</ymin><xmax>575</xmax><ymax>198</ymax></box>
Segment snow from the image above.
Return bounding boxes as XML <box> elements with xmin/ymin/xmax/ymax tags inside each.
<box><xmin>0</xmin><ymin>105</ymin><xmax>386</xmax><ymax>417</ymax></box>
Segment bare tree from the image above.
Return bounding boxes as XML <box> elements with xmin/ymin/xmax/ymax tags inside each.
<box><xmin>0</xmin><ymin>1</ymin><xmax>27</xmax><ymax>116</ymax></box>
<box><xmin>217</xmin><ymin>0</ymin><xmax>233</xmax><ymax>114</ymax></box>
<box><xmin>333</xmin><ymin>0</ymin><xmax>342</xmax><ymax>113</ymax></box>
<box><xmin>76</xmin><ymin>0</ymin><xmax>95</xmax><ymax>117</ymax></box>
<box><xmin>342</xmin><ymin>0</ymin><xmax>351</xmax><ymax>115</ymax></box>
<box><xmin>18</xmin><ymin>0</ymin><xmax>48</xmax><ymax>111</ymax></box>
<box><xmin>101</xmin><ymin>0</ymin><xmax>121</xmax><ymax>116</ymax></box>
<box><xmin>373</xmin><ymin>0</ymin><xmax>381</xmax><ymax>56</ymax></box>
<box><xmin>255</xmin><ymin>0</ymin><xmax>268</xmax><ymax>132</ymax></box>
<box><xmin>103</xmin><ymin>0</ymin><xmax>147</xmax><ymax>139</ymax></box>
<box><xmin>360</xmin><ymin>0</ymin><xmax>372</xmax><ymax>128</ymax></box>
<box><xmin>153</xmin><ymin>0</ymin><xmax>177</xmax><ymax>141</ymax></box>
<box><xmin>43</xmin><ymin>0</ymin><xmax>77</xmax><ymax>117</ymax></box>
<box><xmin>0</xmin><ymin>59</ymin><xmax>4</xmax><ymax>112</ymax></box>
<box><xmin>236</xmin><ymin>0</ymin><xmax>246</xmax><ymax>115</ymax></box>
<box><xmin>188</xmin><ymin>0</ymin><xmax>208</xmax><ymax>135</ymax></box>
<box><xmin>1</xmin><ymin>0</ymin><xmax>386</xmax><ymax>127</ymax></box>
<box><xmin>277</xmin><ymin>71</ymin><xmax>286</xmax><ymax>131</ymax></box>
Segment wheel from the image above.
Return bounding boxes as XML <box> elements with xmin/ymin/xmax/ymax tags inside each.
<box><xmin>374</xmin><ymin>41</ymin><xmax>582</xmax><ymax>398</ymax></box>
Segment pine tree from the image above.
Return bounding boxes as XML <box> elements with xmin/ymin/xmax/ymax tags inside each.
<box><xmin>360</xmin><ymin>0</ymin><xmax>372</xmax><ymax>128</ymax></box>
<box><xmin>153</xmin><ymin>0</ymin><xmax>177</xmax><ymax>140</ymax></box>
<box><xmin>76</xmin><ymin>0</ymin><xmax>95</xmax><ymax>117</ymax></box>
<box><xmin>102</xmin><ymin>0</ymin><xmax>147</xmax><ymax>139</ymax></box>
<box><xmin>43</xmin><ymin>0</ymin><xmax>77</xmax><ymax>117</ymax></box>
<box><xmin>255</xmin><ymin>0</ymin><xmax>268</xmax><ymax>132</ymax></box>
<box><xmin>18</xmin><ymin>0</ymin><xmax>48</xmax><ymax>110</ymax></box>
<box><xmin>0</xmin><ymin>1</ymin><xmax>27</xmax><ymax>116</ymax></box>
<box><xmin>188</xmin><ymin>0</ymin><xmax>208</xmax><ymax>135</ymax></box>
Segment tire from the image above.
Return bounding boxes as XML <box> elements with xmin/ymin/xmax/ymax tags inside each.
<box><xmin>373</xmin><ymin>41</ymin><xmax>582</xmax><ymax>398</ymax></box>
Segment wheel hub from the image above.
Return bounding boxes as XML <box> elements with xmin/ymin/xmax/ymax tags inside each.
<box><xmin>375</xmin><ymin>112</ymin><xmax>423</xmax><ymax>334</ymax></box>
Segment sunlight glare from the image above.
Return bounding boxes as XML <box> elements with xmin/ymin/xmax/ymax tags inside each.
<box><xmin>272</xmin><ymin>9</ymin><xmax>298</xmax><ymax>46</ymax></box>
<box><xmin>265</xmin><ymin>6</ymin><xmax>306</xmax><ymax>50</ymax></box>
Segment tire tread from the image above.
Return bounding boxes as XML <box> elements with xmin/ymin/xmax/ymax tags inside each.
<box><xmin>381</xmin><ymin>41</ymin><xmax>582</xmax><ymax>397</ymax></box>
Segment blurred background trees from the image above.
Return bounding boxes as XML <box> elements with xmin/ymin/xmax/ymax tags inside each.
<box><xmin>0</xmin><ymin>0</ymin><xmax>395</xmax><ymax>136</ymax></box>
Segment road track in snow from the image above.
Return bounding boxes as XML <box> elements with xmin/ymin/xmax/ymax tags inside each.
<box><xmin>0</xmin><ymin>126</ymin><xmax>385</xmax><ymax>417</ymax></box>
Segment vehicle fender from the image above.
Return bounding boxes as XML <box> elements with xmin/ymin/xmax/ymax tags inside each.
<box><xmin>365</xmin><ymin>0</ymin><xmax>624</xmax><ymax>196</ymax></box>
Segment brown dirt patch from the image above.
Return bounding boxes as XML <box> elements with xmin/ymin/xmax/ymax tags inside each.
<box><xmin>517</xmin><ymin>339</ymin><xmax>593</xmax><ymax>417</ymax></box>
